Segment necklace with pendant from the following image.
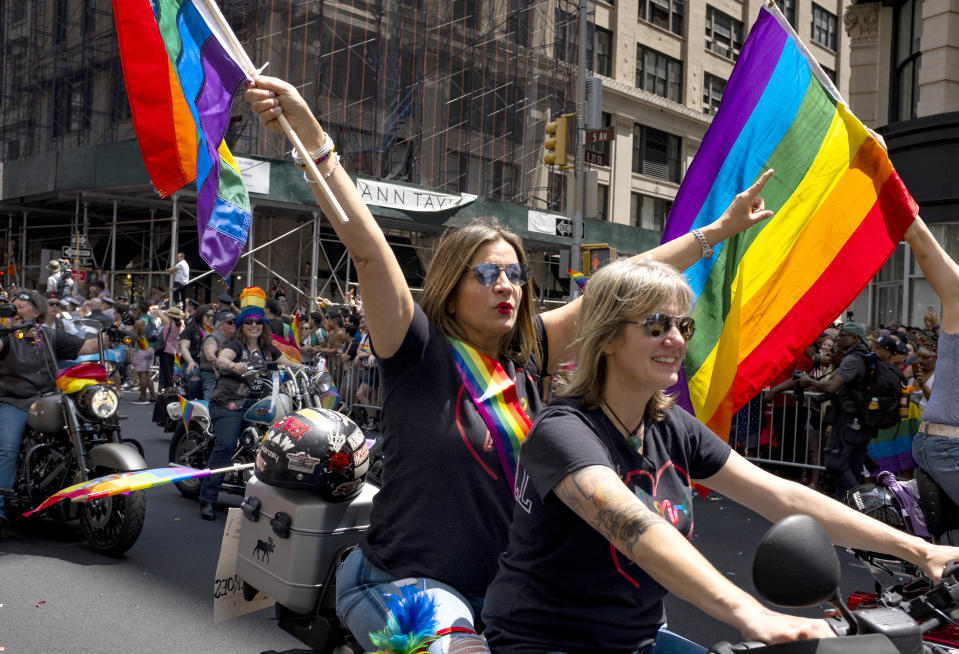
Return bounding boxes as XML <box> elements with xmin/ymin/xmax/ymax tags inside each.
<box><xmin>603</xmin><ymin>400</ymin><xmax>644</xmax><ymax>452</ymax></box>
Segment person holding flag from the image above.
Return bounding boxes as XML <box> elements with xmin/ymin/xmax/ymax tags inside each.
<box><xmin>246</xmin><ymin>75</ymin><xmax>775</xmax><ymax>652</ymax></box>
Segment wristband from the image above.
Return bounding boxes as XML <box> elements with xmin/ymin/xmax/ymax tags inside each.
<box><xmin>691</xmin><ymin>228</ymin><xmax>714</xmax><ymax>259</ymax></box>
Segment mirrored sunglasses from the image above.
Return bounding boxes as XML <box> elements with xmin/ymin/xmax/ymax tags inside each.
<box><xmin>467</xmin><ymin>262</ymin><xmax>529</xmax><ymax>287</ymax></box>
<box><xmin>625</xmin><ymin>313</ymin><xmax>696</xmax><ymax>341</ymax></box>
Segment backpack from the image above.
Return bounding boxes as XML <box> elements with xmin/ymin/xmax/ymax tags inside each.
<box><xmin>55</xmin><ymin>272</ymin><xmax>69</xmax><ymax>299</ymax></box>
<box><xmin>846</xmin><ymin>351</ymin><xmax>905</xmax><ymax>430</ymax></box>
<box><xmin>142</xmin><ymin>315</ymin><xmax>163</xmax><ymax>349</ymax></box>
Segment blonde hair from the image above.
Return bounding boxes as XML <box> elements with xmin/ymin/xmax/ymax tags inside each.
<box><xmin>560</xmin><ymin>258</ymin><xmax>693</xmax><ymax>420</ymax></box>
<box><xmin>419</xmin><ymin>219</ymin><xmax>538</xmax><ymax>365</ymax></box>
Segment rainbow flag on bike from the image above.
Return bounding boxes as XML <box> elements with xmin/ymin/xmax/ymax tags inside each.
<box><xmin>662</xmin><ymin>4</ymin><xmax>917</xmax><ymax>438</ymax></box>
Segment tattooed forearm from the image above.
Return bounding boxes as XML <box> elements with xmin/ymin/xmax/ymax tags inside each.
<box><xmin>555</xmin><ymin>465</ymin><xmax>668</xmax><ymax>559</ymax></box>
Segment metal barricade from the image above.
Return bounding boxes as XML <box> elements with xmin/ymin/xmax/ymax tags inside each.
<box><xmin>322</xmin><ymin>354</ymin><xmax>382</xmax><ymax>424</ymax></box>
<box><xmin>730</xmin><ymin>390</ymin><xmax>830</xmax><ymax>473</ymax></box>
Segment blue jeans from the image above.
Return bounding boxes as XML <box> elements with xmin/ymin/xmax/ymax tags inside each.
<box><xmin>912</xmin><ymin>430</ymin><xmax>959</xmax><ymax>507</ymax></box>
<box><xmin>544</xmin><ymin>628</ymin><xmax>706</xmax><ymax>654</ymax></box>
<box><xmin>336</xmin><ymin>547</ymin><xmax>485</xmax><ymax>653</ymax></box>
<box><xmin>0</xmin><ymin>403</ymin><xmax>29</xmax><ymax>521</ymax></box>
<box><xmin>199</xmin><ymin>371</ymin><xmax>217</xmax><ymax>401</ymax></box>
<box><xmin>198</xmin><ymin>401</ymin><xmax>247</xmax><ymax>504</ymax></box>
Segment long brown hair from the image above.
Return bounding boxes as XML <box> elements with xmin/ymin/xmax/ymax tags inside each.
<box><xmin>239</xmin><ymin>319</ymin><xmax>273</xmax><ymax>352</ymax></box>
<box><xmin>559</xmin><ymin>258</ymin><xmax>694</xmax><ymax>421</ymax></box>
<box><xmin>419</xmin><ymin>219</ymin><xmax>538</xmax><ymax>365</ymax></box>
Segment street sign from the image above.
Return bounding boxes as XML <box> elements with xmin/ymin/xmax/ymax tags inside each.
<box><xmin>585</xmin><ymin>127</ymin><xmax>615</xmax><ymax>145</ymax></box>
<box><xmin>63</xmin><ymin>246</ymin><xmax>92</xmax><ymax>258</ymax></box>
<box><xmin>71</xmin><ymin>270</ymin><xmax>86</xmax><ymax>281</ymax></box>
<box><xmin>584</xmin><ymin>150</ymin><xmax>608</xmax><ymax>166</ymax></box>
<box><xmin>554</xmin><ymin>218</ymin><xmax>583</xmax><ymax>239</ymax></box>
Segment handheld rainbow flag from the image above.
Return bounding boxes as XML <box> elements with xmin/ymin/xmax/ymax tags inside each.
<box><xmin>56</xmin><ymin>363</ymin><xmax>108</xmax><ymax>394</ymax></box>
<box><xmin>567</xmin><ymin>269</ymin><xmax>588</xmax><ymax>290</ymax></box>
<box><xmin>22</xmin><ymin>463</ymin><xmax>253</xmax><ymax>517</ymax></box>
<box><xmin>447</xmin><ymin>337</ymin><xmax>532</xmax><ymax>491</ymax></box>
<box><xmin>291</xmin><ymin>314</ymin><xmax>301</xmax><ymax>348</ymax></box>
<box><xmin>137</xmin><ymin>334</ymin><xmax>150</xmax><ymax>351</ymax></box>
<box><xmin>662</xmin><ymin>3</ymin><xmax>917</xmax><ymax>438</ymax></box>
<box><xmin>111</xmin><ymin>0</ymin><xmax>252</xmax><ymax>277</ymax></box>
<box><xmin>318</xmin><ymin>385</ymin><xmax>341</xmax><ymax>410</ymax></box>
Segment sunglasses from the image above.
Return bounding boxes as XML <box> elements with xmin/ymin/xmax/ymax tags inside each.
<box><xmin>243</xmin><ymin>319</ymin><xmax>264</xmax><ymax>326</ymax></box>
<box><xmin>466</xmin><ymin>262</ymin><xmax>529</xmax><ymax>287</ymax></box>
<box><xmin>625</xmin><ymin>313</ymin><xmax>696</xmax><ymax>341</ymax></box>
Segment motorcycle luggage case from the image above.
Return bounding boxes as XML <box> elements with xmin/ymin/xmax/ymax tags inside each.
<box><xmin>236</xmin><ymin>476</ymin><xmax>376</xmax><ymax>614</ymax></box>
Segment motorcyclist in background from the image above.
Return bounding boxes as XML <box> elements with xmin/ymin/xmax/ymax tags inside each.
<box><xmin>0</xmin><ymin>289</ymin><xmax>104</xmax><ymax>532</ymax></box>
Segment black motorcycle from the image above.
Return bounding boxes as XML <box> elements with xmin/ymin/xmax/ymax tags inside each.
<box><xmin>0</xmin><ymin>315</ymin><xmax>149</xmax><ymax>556</ymax></box>
<box><xmin>712</xmin><ymin>513</ymin><xmax>959</xmax><ymax>654</ymax></box>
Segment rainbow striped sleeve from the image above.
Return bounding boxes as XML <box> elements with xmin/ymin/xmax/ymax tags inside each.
<box><xmin>662</xmin><ymin>5</ymin><xmax>917</xmax><ymax>438</ymax></box>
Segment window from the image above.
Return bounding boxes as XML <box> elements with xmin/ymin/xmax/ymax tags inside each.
<box><xmin>548</xmin><ymin>171</ymin><xmax>568</xmax><ymax>212</ymax></box>
<box><xmin>55</xmin><ymin>0</ymin><xmax>68</xmax><ymax>44</ymax></box>
<box><xmin>319</xmin><ymin>28</ymin><xmax>378</xmax><ymax>104</ymax></box>
<box><xmin>83</xmin><ymin>0</ymin><xmax>97</xmax><ymax>36</ymax></box>
<box><xmin>702</xmin><ymin>73</ymin><xmax>726</xmax><ymax>114</ymax></box>
<box><xmin>53</xmin><ymin>75</ymin><xmax>92</xmax><ymax>138</ymax></box>
<box><xmin>447</xmin><ymin>63</ymin><xmax>482</xmax><ymax>133</ymax></box>
<box><xmin>630</xmin><ymin>193</ymin><xmax>673</xmax><ymax>231</ymax></box>
<box><xmin>706</xmin><ymin>6</ymin><xmax>744</xmax><ymax>60</ymax></box>
<box><xmin>110</xmin><ymin>58</ymin><xmax>131</xmax><ymax>122</ymax></box>
<box><xmin>891</xmin><ymin>0</ymin><xmax>923</xmax><ymax>121</ymax></box>
<box><xmin>450</xmin><ymin>0</ymin><xmax>479</xmax><ymax>30</ymax></box>
<box><xmin>597</xmin><ymin>184</ymin><xmax>609</xmax><ymax>221</ymax></box>
<box><xmin>821</xmin><ymin>66</ymin><xmax>836</xmax><ymax>83</ymax></box>
<box><xmin>507</xmin><ymin>0</ymin><xmax>530</xmax><ymax>48</ymax></box>
<box><xmin>811</xmin><ymin>4</ymin><xmax>838</xmax><ymax>51</ymax></box>
<box><xmin>636</xmin><ymin>45</ymin><xmax>683</xmax><ymax>102</ymax></box>
<box><xmin>594</xmin><ymin>27</ymin><xmax>613</xmax><ymax>76</ymax></box>
<box><xmin>632</xmin><ymin>123</ymin><xmax>681</xmax><ymax>182</ymax></box>
<box><xmin>638</xmin><ymin>0</ymin><xmax>685</xmax><ymax>37</ymax></box>
<box><xmin>781</xmin><ymin>0</ymin><xmax>797</xmax><ymax>28</ymax></box>
<box><xmin>555</xmin><ymin>8</ymin><xmax>577</xmax><ymax>64</ymax></box>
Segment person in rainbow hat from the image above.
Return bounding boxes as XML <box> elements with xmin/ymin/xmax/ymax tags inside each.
<box><xmin>197</xmin><ymin>286</ymin><xmax>300</xmax><ymax>521</ymax></box>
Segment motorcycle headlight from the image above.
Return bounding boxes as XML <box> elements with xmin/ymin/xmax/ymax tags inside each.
<box><xmin>83</xmin><ymin>386</ymin><xmax>119</xmax><ymax>419</ymax></box>
<box><xmin>311</xmin><ymin>371</ymin><xmax>332</xmax><ymax>394</ymax></box>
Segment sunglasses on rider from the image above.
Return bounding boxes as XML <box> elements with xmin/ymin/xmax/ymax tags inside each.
<box><xmin>466</xmin><ymin>262</ymin><xmax>529</xmax><ymax>287</ymax></box>
<box><xmin>625</xmin><ymin>313</ymin><xmax>696</xmax><ymax>341</ymax></box>
<box><xmin>243</xmin><ymin>319</ymin><xmax>264</xmax><ymax>326</ymax></box>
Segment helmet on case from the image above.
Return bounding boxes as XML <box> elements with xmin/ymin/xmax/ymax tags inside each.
<box><xmin>846</xmin><ymin>483</ymin><xmax>906</xmax><ymax>531</ymax></box>
<box><xmin>255</xmin><ymin>408</ymin><xmax>369</xmax><ymax>501</ymax></box>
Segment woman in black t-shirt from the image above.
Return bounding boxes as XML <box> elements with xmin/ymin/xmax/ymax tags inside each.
<box><xmin>246</xmin><ymin>75</ymin><xmax>781</xmax><ymax>653</ymax></box>
<box><xmin>482</xmin><ymin>259</ymin><xmax>959</xmax><ymax>654</ymax></box>
<box><xmin>197</xmin><ymin>299</ymin><xmax>298</xmax><ymax>521</ymax></box>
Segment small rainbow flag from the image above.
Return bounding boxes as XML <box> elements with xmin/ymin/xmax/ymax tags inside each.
<box><xmin>178</xmin><ymin>395</ymin><xmax>194</xmax><ymax>431</ymax></box>
<box><xmin>291</xmin><ymin>314</ymin><xmax>301</xmax><ymax>348</ymax></box>
<box><xmin>447</xmin><ymin>337</ymin><xmax>532</xmax><ymax>490</ymax></box>
<box><xmin>56</xmin><ymin>363</ymin><xmax>108</xmax><ymax>394</ymax></box>
<box><xmin>271</xmin><ymin>333</ymin><xmax>302</xmax><ymax>363</ymax></box>
<box><xmin>23</xmin><ymin>464</ymin><xmax>254</xmax><ymax>517</ymax></box>
<box><xmin>174</xmin><ymin>352</ymin><xmax>182</xmax><ymax>375</ymax></box>
<box><xmin>662</xmin><ymin>5</ymin><xmax>917</xmax><ymax>438</ymax></box>
<box><xmin>567</xmin><ymin>269</ymin><xmax>588</xmax><ymax>290</ymax></box>
<box><xmin>318</xmin><ymin>386</ymin><xmax>340</xmax><ymax>410</ymax></box>
<box><xmin>137</xmin><ymin>335</ymin><xmax>150</xmax><ymax>351</ymax></box>
<box><xmin>201</xmin><ymin>322</ymin><xmax>214</xmax><ymax>337</ymax></box>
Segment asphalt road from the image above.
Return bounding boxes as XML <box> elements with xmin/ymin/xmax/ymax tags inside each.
<box><xmin>1</xmin><ymin>390</ymin><xmax>875</xmax><ymax>653</ymax></box>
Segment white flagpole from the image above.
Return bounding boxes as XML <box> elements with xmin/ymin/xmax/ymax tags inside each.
<box><xmin>194</xmin><ymin>0</ymin><xmax>350</xmax><ymax>225</ymax></box>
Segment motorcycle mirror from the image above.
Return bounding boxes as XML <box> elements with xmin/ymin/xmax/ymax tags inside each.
<box><xmin>753</xmin><ymin>514</ymin><xmax>841</xmax><ymax>608</ymax></box>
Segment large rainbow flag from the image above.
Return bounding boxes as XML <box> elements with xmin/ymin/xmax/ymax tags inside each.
<box><xmin>111</xmin><ymin>0</ymin><xmax>252</xmax><ymax>277</ymax></box>
<box><xmin>662</xmin><ymin>4</ymin><xmax>917</xmax><ymax>438</ymax></box>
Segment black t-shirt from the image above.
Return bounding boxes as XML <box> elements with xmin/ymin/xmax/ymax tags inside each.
<box><xmin>483</xmin><ymin>399</ymin><xmax>731</xmax><ymax>654</ymax></box>
<box><xmin>0</xmin><ymin>326</ymin><xmax>86</xmax><ymax>410</ymax></box>
<box><xmin>360</xmin><ymin>304</ymin><xmax>546</xmax><ymax>596</ymax></box>
<box><xmin>209</xmin><ymin>339</ymin><xmax>282</xmax><ymax>409</ymax></box>
<box><xmin>179</xmin><ymin>323</ymin><xmax>207</xmax><ymax>366</ymax></box>
<box><xmin>834</xmin><ymin>344</ymin><xmax>870</xmax><ymax>430</ymax></box>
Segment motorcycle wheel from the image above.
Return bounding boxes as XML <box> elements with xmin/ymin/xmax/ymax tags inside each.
<box><xmin>80</xmin><ymin>478</ymin><xmax>146</xmax><ymax>557</ymax></box>
<box><xmin>168</xmin><ymin>423</ymin><xmax>212</xmax><ymax>499</ymax></box>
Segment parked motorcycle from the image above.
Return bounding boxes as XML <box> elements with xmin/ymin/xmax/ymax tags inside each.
<box><xmin>167</xmin><ymin>361</ymin><xmax>297</xmax><ymax>499</ymax></box>
<box><xmin>844</xmin><ymin>469</ymin><xmax>959</xmax><ymax>649</ymax></box>
<box><xmin>0</xmin><ymin>317</ymin><xmax>149</xmax><ymax>556</ymax></box>
<box><xmin>711</xmin><ymin>513</ymin><xmax>959</xmax><ymax>654</ymax></box>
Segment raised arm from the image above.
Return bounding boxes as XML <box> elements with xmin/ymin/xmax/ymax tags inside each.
<box><xmin>904</xmin><ymin>216</ymin><xmax>959</xmax><ymax>333</ymax></box>
<box><xmin>540</xmin><ymin>170</ymin><xmax>775</xmax><ymax>373</ymax></box>
<box><xmin>245</xmin><ymin>76</ymin><xmax>414</xmax><ymax>358</ymax></box>
<box><xmin>554</xmin><ymin>464</ymin><xmax>832</xmax><ymax>644</ymax></box>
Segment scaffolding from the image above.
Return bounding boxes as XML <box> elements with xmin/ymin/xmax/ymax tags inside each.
<box><xmin>1</xmin><ymin>0</ymin><xmax>587</xmax><ymax>301</ymax></box>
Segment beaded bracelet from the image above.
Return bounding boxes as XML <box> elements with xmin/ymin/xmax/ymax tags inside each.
<box><xmin>303</xmin><ymin>152</ymin><xmax>341</xmax><ymax>184</ymax></box>
<box><xmin>292</xmin><ymin>135</ymin><xmax>334</xmax><ymax>169</ymax></box>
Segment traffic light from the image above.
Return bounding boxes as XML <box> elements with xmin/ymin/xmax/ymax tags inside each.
<box><xmin>544</xmin><ymin>114</ymin><xmax>568</xmax><ymax>167</ymax></box>
<box><xmin>581</xmin><ymin>244</ymin><xmax>616</xmax><ymax>277</ymax></box>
